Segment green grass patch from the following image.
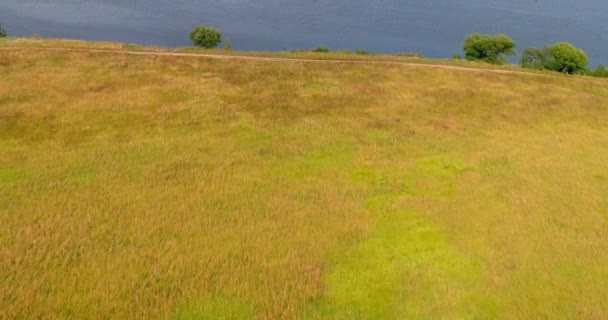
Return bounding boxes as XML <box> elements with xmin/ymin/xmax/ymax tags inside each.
<box><xmin>174</xmin><ymin>295</ymin><xmax>256</xmax><ymax>320</ymax></box>
<box><xmin>312</xmin><ymin>166</ymin><xmax>495</xmax><ymax>318</ymax></box>
<box><xmin>0</xmin><ymin>167</ymin><xmax>23</xmax><ymax>185</ymax></box>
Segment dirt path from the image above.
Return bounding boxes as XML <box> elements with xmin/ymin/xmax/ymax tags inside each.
<box><xmin>1</xmin><ymin>46</ymin><xmax>555</xmax><ymax>77</ymax></box>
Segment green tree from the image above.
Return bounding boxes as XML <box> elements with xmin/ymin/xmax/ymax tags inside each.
<box><xmin>543</xmin><ymin>42</ymin><xmax>588</xmax><ymax>74</ymax></box>
<box><xmin>463</xmin><ymin>33</ymin><xmax>517</xmax><ymax>64</ymax></box>
<box><xmin>0</xmin><ymin>24</ymin><xmax>7</xmax><ymax>38</ymax></box>
<box><xmin>189</xmin><ymin>25</ymin><xmax>222</xmax><ymax>49</ymax></box>
<box><xmin>520</xmin><ymin>47</ymin><xmax>546</xmax><ymax>69</ymax></box>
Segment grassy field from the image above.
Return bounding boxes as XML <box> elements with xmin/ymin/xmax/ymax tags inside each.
<box><xmin>1</xmin><ymin>40</ymin><xmax>608</xmax><ymax>319</ymax></box>
<box><xmin>0</xmin><ymin>37</ymin><xmax>560</xmax><ymax>74</ymax></box>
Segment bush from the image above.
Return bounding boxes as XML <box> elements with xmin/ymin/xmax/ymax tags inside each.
<box><xmin>589</xmin><ymin>65</ymin><xmax>608</xmax><ymax>78</ymax></box>
<box><xmin>463</xmin><ymin>33</ymin><xmax>517</xmax><ymax>64</ymax></box>
<box><xmin>312</xmin><ymin>46</ymin><xmax>329</xmax><ymax>53</ymax></box>
<box><xmin>452</xmin><ymin>54</ymin><xmax>462</xmax><ymax>60</ymax></box>
<box><xmin>189</xmin><ymin>25</ymin><xmax>222</xmax><ymax>49</ymax></box>
<box><xmin>224</xmin><ymin>38</ymin><xmax>232</xmax><ymax>50</ymax></box>
<box><xmin>543</xmin><ymin>42</ymin><xmax>588</xmax><ymax>74</ymax></box>
<box><xmin>520</xmin><ymin>48</ymin><xmax>546</xmax><ymax>70</ymax></box>
<box><xmin>0</xmin><ymin>24</ymin><xmax>7</xmax><ymax>38</ymax></box>
<box><xmin>356</xmin><ymin>50</ymin><xmax>371</xmax><ymax>55</ymax></box>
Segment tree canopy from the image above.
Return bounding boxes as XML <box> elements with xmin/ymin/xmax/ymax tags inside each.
<box><xmin>0</xmin><ymin>24</ymin><xmax>7</xmax><ymax>38</ymax></box>
<box><xmin>463</xmin><ymin>33</ymin><xmax>517</xmax><ymax>64</ymax></box>
<box><xmin>520</xmin><ymin>48</ymin><xmax>546</xmax><ymax>70</ymax></box>
<box><xmin>543</xmin><ymin>42</ymin><xmax>588</xmax><ymax>74</ymax></box>
<box><xmin>521</xmin><ymin>42</ymin><xmax>589</xmax><ymax>75</ymax></box>
<box><xmin>189</xmin><ymin>25</ymin><xmax>222</xmax><ymax>49</ymax></box>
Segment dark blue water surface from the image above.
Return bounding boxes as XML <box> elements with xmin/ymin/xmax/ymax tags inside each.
<box><xmin>1</xmin><ymin>0</ymin><xmax>607</xmax><ymax>64</ymax></box>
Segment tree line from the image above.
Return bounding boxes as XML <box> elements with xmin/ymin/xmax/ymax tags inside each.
<box><xmin>187</xmin><ymin>26</ymin><xmax>608</xmax><ymax>78</ymax></box>
<box><xmin>461</xmin><ymin>33</ymin><xmax>606</xmax><ymax>77</ymax></box>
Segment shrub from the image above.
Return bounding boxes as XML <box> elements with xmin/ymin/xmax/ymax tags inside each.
<box><xmin>189</xmin><ymin>25</ymin><xmax>222</xmax><ymax>49</ymax></box>
<box><xmin>463</xmin><ymin>33</ymin><xmax>516</xmax><ymax>64</ymax></box>
<box><xmin>0</xmin><ymin>24</ymin><xmax>7</xmax><ymax>38</ymax></box>
<box><xmin>543</xmin><ymin>42</ymin><xmax>588</xmax><ymax>74</ymax></box>
<box><xmin>589</xmin><ymin>64</ymin><xmax>608</xmax><ymax>78</ymax></box>
<box><xmin>520</xmin><ymin>48</ymin><xmax>546</xmax><ymax>69</ymax></box>
<box><xmin>313</xmin><ymin>46</ymin><xmax>329</xmax><ymax>53</ymax></box>
<box><xmin>452</xmin><ymin>54</ymin><xmax>462</xmax><ymax>60</ymax></box>
<box><xmin>224</xmin><ymin>38</ymin><xmax>232</xmax><ymax>51</ymax></box>
<box><xmin>356</xmin><ymin>50</ymin><xmax>371</xmax><ymax>55</ymax></box>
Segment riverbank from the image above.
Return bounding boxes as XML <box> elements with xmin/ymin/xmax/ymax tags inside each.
<box><xmin>0</xmin><ymin>37</ymin><xmax>572</xmax><ymax>77</ymax></box>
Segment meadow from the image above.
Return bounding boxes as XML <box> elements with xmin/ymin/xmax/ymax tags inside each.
<box><xmin>1</xmin><ymin>40</ymin><xmax>608</xmax><ymax>319</ymax></box>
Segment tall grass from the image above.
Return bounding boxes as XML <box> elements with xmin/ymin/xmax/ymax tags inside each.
<box><xmin>1</xmin><ymin>42</ymin><xmax>608</xmax><ymax>319</ymax></box>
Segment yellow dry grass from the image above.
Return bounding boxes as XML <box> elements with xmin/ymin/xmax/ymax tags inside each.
<box><xmin>1</xmin><ymin>41</ymin><xmax>608</xmax><ymax>319</ymax></box>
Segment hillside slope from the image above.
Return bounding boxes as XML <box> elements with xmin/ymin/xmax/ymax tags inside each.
<box><xmin>1</xmin><ymin>41</ymin><xmax>608</xmax><ymax>319</ymax></box>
